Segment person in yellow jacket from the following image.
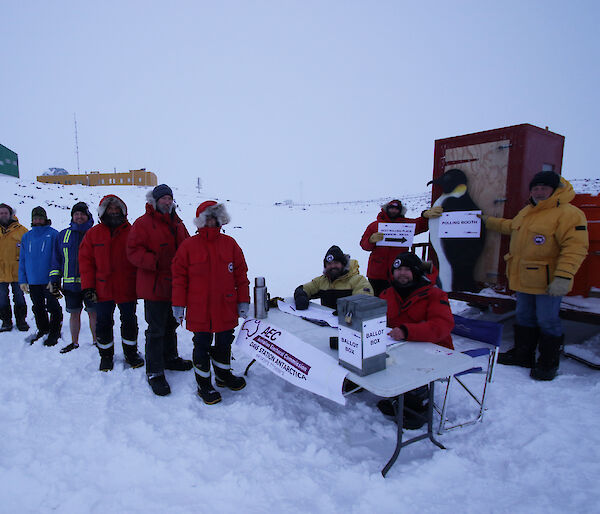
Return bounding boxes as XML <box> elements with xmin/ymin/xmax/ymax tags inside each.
<box><xmin>481</xmin><ymin>171</ymin><xmax>588</xmax><ymax>380</ymax></box>
<box><xmin>293</xmin><ymin>245</ymin><xmax>373</xmax><ymax>311</ymax></box>
<box><xmin>0</xmin><ymin>203</ymin><xmax>29</xmax><ymax>332</ymax></box>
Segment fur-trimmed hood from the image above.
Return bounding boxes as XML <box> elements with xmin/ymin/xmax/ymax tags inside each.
<box><xmin>98</xmin><ymin>195</ymin><xmax>128</xmax><ymax>218</ymax></box>
<box><xmin>145</xmin><ymin>189</ymin><xmax>177</xmax><ymax>213</ymax></box>
<box><xmin>193</xmin><ymin>201</ymin><xmax>230</xmax><ymax>228</ymax></box>
<box><xmin>381</xmin><ymin>199</ymin><xmax>407</xmax><ymax>217</ymax></box>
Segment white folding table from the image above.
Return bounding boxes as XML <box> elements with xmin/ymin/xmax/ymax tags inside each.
<box><xmin>245</xmin><ymin>304</ymin><xmax>474</xmax><ymax>476</ymax></box>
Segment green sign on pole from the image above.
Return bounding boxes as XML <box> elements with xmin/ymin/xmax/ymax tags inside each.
<box><xmin>0</xmin><ymin>144</ymin><xmax>19</xmax><ymax>178</ymax></box>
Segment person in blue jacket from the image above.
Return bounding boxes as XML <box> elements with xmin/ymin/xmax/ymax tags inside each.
<box><xmin>49</xmin><ymin>202</ymin><xmax>96</xmax><ymax>353</ymax></box>
<box><xmin>18</xmin><ymin>206</ymin><xmax>63</xmax><ymax>346</ymax></box>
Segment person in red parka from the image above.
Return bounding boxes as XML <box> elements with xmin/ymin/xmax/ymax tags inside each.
<box><xmin>79</xmin><ymin>195</ymin><xmax>144</xmax><ymax>372</ymax></box>
<box><xmin>171</xmin><ymin>201</ymin><xmax>250</xmax><ymax>405</ymax></box>
<box><xmin>127</xmin><ymin>184</ymin><xmax>192</xmax><ymax>397</ymax></box>
<box><xmin>360</xmin><ymin>199</ymin><xmax>442</xmax><ymax>297</ymax></box>
<box><xmin>378</xmin><ymin>252</ymin><xmax>455</xmax><ymax>429</ymax></box>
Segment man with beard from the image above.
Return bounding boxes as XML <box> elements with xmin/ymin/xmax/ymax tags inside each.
<box><xmin>377</xmin><ymin>252</ymin><xmax>455</xmax><ymax>429</ymax></box>
<box><xmin>293</xmin><ymin>245</ymin><xmax>373</xmax><ymax>311</ymax></box>
<box><xmin>79</xmin><ymin>195</ymin><xmax>144</xmax><ymax>372</ymax></box>
<box><xmin>0</xmin><ymin>203</ymin><xmax>29</xmax><ymax>332</ymax></box>
<box><xmin>127</xmin><ymin>184</ymin><xmax>192</xmax><ymax>397</ymax></box>
<box><xmin>50</xmin><ymin>202</ymin><xmax>96</xmax><ymax>353</ymax></box>
<box><xmin>19</xmin><ymin>206</ymin><xmax>62</xmax><ymax>345</ymax></box>
<box><xmin>360</xmin><ymin>199</ymin><xmax>442</xmax><ymax>296</ymax></box>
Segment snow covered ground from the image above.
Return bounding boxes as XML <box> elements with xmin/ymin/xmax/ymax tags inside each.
<box><xmin>1</xmin><ymin>176</ymin><xmax>599</xmax><ymax>513</ymax></box>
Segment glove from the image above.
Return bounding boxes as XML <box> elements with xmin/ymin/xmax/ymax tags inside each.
<box><xmin>422</xmin><ymin>206</ymin><xmax>443</xmax><ymax>219</ymax></box>
<box><xmin>476</xmin><ymin>213</ymin><xmax>488</xmax><ymax>223</ymax></box>
<box><xmin>237</xmin><ymin>302</ymin><xmax>250</xmax><ymax>319</ymax></box>
<box><xmin>547</xmin><ymin>277</ymin><xmax>572</xmax><ymax>297</ymax></box>
<box><xmin>294</xmin><ymin>285</ymin><xmax>309</xmax><ymax>310</ymax></box>
<box><xmin>82</xmin><ymin>288</ymin><xmax>98</xmax><ymax>303</ymax></box>
<box><xmin>172</xmin><ymin>306</ymin><xmax>185</xmax><ymax>324</ymax></box>
<box><xmin>47</xmin><ymin>281</ymin><xmax>63</xmax><ymax>299</ymax></box>
<box><xmin>369</xmin><ymin>232</ymin><xmax>385</xmax><ymax>243</ymax></box>
<box><xmin>20</xmin><ymin>283</ymin><xmax>29</xmax><ymax>294</ymax></box>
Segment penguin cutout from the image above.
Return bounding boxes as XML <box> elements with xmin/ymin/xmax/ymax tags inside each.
<box><xmin>427</xmin><ymin>168</ymin><xmax>486</xmax><ymax>292</ymax></box>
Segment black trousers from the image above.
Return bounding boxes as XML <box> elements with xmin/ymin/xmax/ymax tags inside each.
<box><xmin>95</xmin><ymin>300</ymin><xmax>138</xmax><ymax>351</ymax></box>
<box><xmin>144</xmin><ymin>300</ymin><xmax>179</xmax><ymax>374</ymax></box>
<box><xmin>29</xmin><ymin>285</ymin><xmax>62</xmax><ymax>336</ymax></box>
<box><xmin>192</xmin><ymin>330</ymin><xmax>234</xmax><ymax>372</ymax></box>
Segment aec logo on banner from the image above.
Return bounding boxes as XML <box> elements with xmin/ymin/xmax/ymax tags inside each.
<box><xmin>241</xmin><ymin>320</ymin><xmax>311</xmax><ymax>380</ymax></box>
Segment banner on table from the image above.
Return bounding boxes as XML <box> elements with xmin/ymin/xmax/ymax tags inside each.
<box><xmin>234</xmin><ymin>318</ymin><xmax>348</xmax><ymax>405</ymax></box>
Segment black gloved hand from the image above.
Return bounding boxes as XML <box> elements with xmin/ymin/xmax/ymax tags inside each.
<box><xmin>294</xmin><ymin>285</ymin><xmax>309</xmax><ymax>310</ymax></box>
<box><xmin>47</xmin><ymin>281</ymin><xmax>63</xmax><ymax>298</ymax></box>
<box><xmin>83</xmin><ymin>288</ymin><xmax>98</xmax><ymax>304</ymax></box>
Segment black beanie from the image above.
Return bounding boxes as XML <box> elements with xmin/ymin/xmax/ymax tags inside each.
<box><xmin>152</xmin><ymin>184</ymin><xmax>173</xmax><ymax>201</ymax></box>
<box><xmin>529</xmin><ymin>171</ymin><xmax>560</xmax><ymax>191</ymax></box>
<box><xmin>323</xmin><ymin>245</ymin><xmax>348</xmax><ymax>267</ymax></box>
<box><xmin>391</xmin><ymin>252</ymin><xmax>424</xmax><ymax>278</ymax></box>
<box><xmin>32</xmin><ymin>206</ymin><xmax>48</xmax><ymax>221</ymax></box>
<box><xmin>71</xmin><ymin>202</ymin><xmax>91</xmax><ymax>219</ymax></box>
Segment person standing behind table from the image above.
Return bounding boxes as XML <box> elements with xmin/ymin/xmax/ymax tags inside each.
<box><xmin>378</xmin><ymin>252</ymin><xmax>455</xmax><ymax>429</ymax></box>
<box><xmin>480</xmin><ymin>171</ymin><xmax>588</xmax><ymax>381</ymax></box>
<box><xmin>18</xmin><ymin>206</ymin><xmax>63</xmax><ymax>346</ymax></box>
<box><xmin>293</xmin><ymin>245</ymin><xmax>373</xmax><ymax>311</ymax></box>
<box><xmin>79</xmin><ymin>195</ymin><xmax>144</xmax><ymax>372</ymax></box>
<box><xmin>127</xmin><ymin>184</ymin><xmax>192</xmax><ymax>397</ymax></box>
<box><xmin>360</xmin><ymin>199</ymin><xmax>442</xmax><ymax>297</ymax></box>
<box><xmin>0</xmin><ymin>203</ymin><xmax>30</xmax><ymax>332</ymax></box>
<box><xmin>49</xmin><ymin>202</ymin><xmax>96</xmax><ymax>353</ymax></box>
<box><xmin>171</xmin><ymin>201</ymin><xmax>250</xmax><ymax>405</ymax></box>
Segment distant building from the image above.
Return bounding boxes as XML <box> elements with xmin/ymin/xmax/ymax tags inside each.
<box><xmin>37</xmin><ymin>168</ymin><xmax>158</xmax><ymax>187</ymax></box>
<box><xmin>0</xmin><ymin>144</ymin><xmax>19</xmax><ymax>178</ymax></box>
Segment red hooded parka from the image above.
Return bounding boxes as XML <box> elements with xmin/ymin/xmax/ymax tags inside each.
<box><xmin>79</xmin><ymin>195</ymin><xmax>137</xmax><ymax>303</ymax></box>
<box><xmin>380</xmin><ymin>282</ymin><xmax>454</xmax><ymax>349</ymax></box>
<box><xmin>360</xmin><ymin>204</ymin><xmax>428</xmax><ymax>281</ymax></box>
<box><xmin>171</xmin><ymin>201</ymin><xmax>250</xmax><ymax>333</ymax></box>
<box><xmin>127</xmin><ymin>199</ymin><xmax>190</xmax><ymax>301</ymax></box>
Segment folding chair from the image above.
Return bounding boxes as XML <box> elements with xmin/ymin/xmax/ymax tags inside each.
<box><xmin>435</xmin><ymin>314</ymin><xmax>503</xmax><ymax>434</ymax></box>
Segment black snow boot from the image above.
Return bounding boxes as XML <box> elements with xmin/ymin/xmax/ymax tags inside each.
<box><xmin>211</xmin><ymin>345</ymin><xmax>246</xmax><ymax>391</ymax></box>
<box><xmin>165</xmin><ymin>356</ymin><xmax>193</xmax><ymax>371</ymax></box>
<box><xmin>25</xmin><ymin>330</ymin><xmax>48</xmax><ymax>345</ymax></box>
<box><xmin>0</xmin><ymin>306</ymin><xmax>13</xmax><ymax>332</ymax></box>
<box><xmin>43</xmin><ymin>334</ymin><xmax>60</xmax><ymax>347</ymax></box>
<box><xmin>531</xmin><ymin>333</ymin><xmax>563</xmax><ymax>381</ymax></box>
<box><xmin>498</xmin><ymin>324</ymin><xmax>539</xmax><ymax>368</ymax></box>
<box><xmin>97</xmin><ymin>339</ymin><xmax>114</xmax><ymax>371</ymax></box>
<box><xmin>148</xmin><ymin>373</ymin><xmax>171</xmax><ymax>396</ymax></box>
<box><xmin>195</xmin><ymin>372</ymin><xmax>222</xmax><ymax>405</ymax></box>
<box><xmin>14</xmin><ymin>305</ymin><xmax>29</xmax><ymax>332</ymax></box>
<box><xmin>123</xmin><ymin>340</ymin><xmax>145</xmax><ymax>369</ymax></box>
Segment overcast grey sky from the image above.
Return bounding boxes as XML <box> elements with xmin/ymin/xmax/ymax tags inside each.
<box><xmin>2</xmin><ymin>0</ymin><xmax>598</xmax><ymax>202</ymax></box>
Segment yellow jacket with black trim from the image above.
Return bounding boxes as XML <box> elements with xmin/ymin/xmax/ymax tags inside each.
<box><xmin>302</xmin><ymin>259</ymin><xmax>373</xmax><ymax>309</ymax></box>
<box><xmin>485</xmin><ymin>177</ymin><xmax>588</xmax><ymax>294</ymax></box>
<box><xmin>0</xmin><ymin>218</ymin><xmax>28</xmax><ymax>283</ymax></box>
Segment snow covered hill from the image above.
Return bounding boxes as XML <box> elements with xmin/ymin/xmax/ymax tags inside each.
<box><xmin>1</xmin><ymin>176</ymin><xmax>599</xmax><ymax>513</ymax></box>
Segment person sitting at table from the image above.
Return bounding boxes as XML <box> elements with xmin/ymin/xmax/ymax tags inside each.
<box><xmin>293</xmin><ymin>245</ymin><xmax>373</xmax><ymax>311</ymax></box>
<box><xmin>377</xmin><ymin>252</ymin><xmax>455</xmax><ymax>429</ymax></box>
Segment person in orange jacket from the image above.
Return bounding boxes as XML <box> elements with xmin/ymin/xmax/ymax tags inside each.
<box><xmin>171</xmin><ymin>201</ymin><xmax>250</xmax><ymax>405</ymax></box>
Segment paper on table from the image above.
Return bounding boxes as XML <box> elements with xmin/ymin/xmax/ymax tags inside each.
<box><xmin>277</xmin><ymin>299</ymin><xmax>339</xmax><ymax>328</ymax></box>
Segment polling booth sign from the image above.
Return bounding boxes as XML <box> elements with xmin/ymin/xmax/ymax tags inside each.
<box><xmin>439</xmin><ymin>211</ymin><xmax>482</xmax><ymax>238</ymax></box>
<box><xmin>235</xmin><ymin>318</ymin><xmax>348</xmax><ymax>405</ymax></box>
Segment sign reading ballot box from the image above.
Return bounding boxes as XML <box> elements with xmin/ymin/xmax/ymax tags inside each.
<box><xmin>337</xmin><ymin>295</ymin><xmax>388</xmax><ymax>376</ymax></box>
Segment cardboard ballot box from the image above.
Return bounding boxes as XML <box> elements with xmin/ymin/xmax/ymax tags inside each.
<box><xmin>337</xmin><ymin>295</ymin><xmax>387</xmax><ymax>376</ymax></box>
